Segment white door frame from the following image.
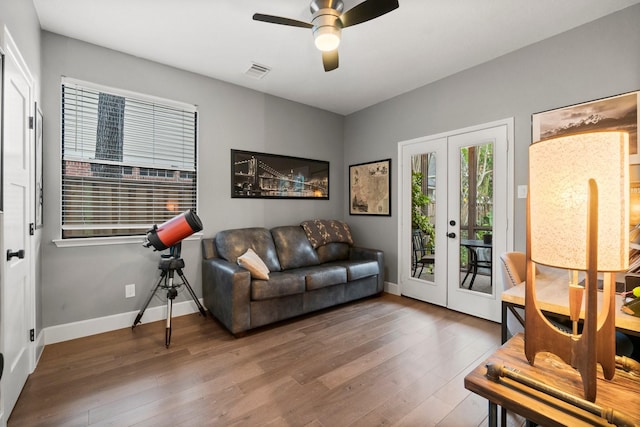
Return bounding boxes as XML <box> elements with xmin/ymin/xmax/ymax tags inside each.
<box><xmin>397</xmin><ymin>118</ymin><xmax>514</xmax><ymax>321</ymax></box>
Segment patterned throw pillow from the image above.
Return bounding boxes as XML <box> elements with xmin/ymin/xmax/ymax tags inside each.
<box><xmin>300</xmin><ymin>219</ymin><xmax>354</xmax><ymax>249</ymax></box>
<box><xmin>237</xmin><ymin>248</ymin><xmax>270</xmax><ymax>280</ymax></box>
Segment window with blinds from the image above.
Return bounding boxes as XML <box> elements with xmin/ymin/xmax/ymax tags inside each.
<box><xmin>61</xmin><ymin>78</ymin><xmax>198</xmax><ymax>239</ymax></box>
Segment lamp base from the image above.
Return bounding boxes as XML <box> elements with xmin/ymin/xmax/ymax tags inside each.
<box><xmin>524</xmin><ymin>264</ymin><xmax>616</xmax><ymax>401</ymax></box>
<box><xmin>525</xmin><ymin>179</ymin><xmax>616</xmax><ymax>402</ymax></box>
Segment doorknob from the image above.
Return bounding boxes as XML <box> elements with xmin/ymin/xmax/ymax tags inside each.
<box><xmin>447</xmin><ymin>232</ymin><xmax>456</xmax><ymax>238</ymax></box>
<box><xmin>6</xmin><ymin>249</ymin><xmax>25</xmax><ymax>261</ymax></box>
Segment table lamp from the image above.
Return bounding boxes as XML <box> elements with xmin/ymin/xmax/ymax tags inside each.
<box><xmin>526</xmin><ymin>131</ymin><xmax>629</xmax><ymax>402</ymax></box>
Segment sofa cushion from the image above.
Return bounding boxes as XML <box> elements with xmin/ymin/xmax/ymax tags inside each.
<box><xmin>215</xmin><ymin>227</ymin><xmax>282</xmax><ymax>272</ymax></box>
<box><xmin>251</xmin><ymin>272</ymin><xmax>305</xmax><ymax>300</ymax></box>
<box><xmin>237</xmin><ymin>248</ymin><xmax>270</xmax><ymax>280</ymax></box>
<box><xmin>271</xmin><ymin>226</ymin><xmax>320</xmax><ymax>270</ymax></box>
<box><xmin>332</xmin><ymin>260</ymin><xmax>379</xmax><ymax>281</ymax></box>
<box><xmin>316</xmin><ymin>242</ymin><xmax>350</xmax><ymax>263</ymax></box>
<box><xmin>302</xmin><ymin>265</ymin><xmax>347</xmax><ymax>291</ymax></box>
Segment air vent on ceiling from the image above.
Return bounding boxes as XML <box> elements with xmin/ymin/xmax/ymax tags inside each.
<box><xmin>245</xmin><ymin>62</ymin><xmax>271</xmax><ymax>79</ymax></box>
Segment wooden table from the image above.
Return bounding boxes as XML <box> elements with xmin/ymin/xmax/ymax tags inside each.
<box><xmin>501</xmin><ymin>265</ymin><xmax>640</xmax><ymax>343</ymax></box>
<box><xmin>464</xmin><ymin>334</ymin><xmax>640</xmax><ymax>427</ymax></box>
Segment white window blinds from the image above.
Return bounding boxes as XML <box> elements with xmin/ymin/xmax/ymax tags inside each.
<box><xmin>61</xmin><ymin>78</ymin><xmax>198</xmax><ymax>238</ymax></box>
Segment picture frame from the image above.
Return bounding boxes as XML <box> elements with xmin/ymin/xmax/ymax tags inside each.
<box><xmin>349</xmin><ymin>158</ymin><xmax>391</xmax><ymax>216</ymax></box>
<box><xmin>532</xmin><ymin>90</ymin><xmax>640</xmax><ymax>270</ymax></box>
<box><xmin>34</xmin><ymin>103</ymin><xmax>44</xmax><ymax>228</ymax></box>
<box><xmin>532</xmin><ymin>90</ymin><xmax>638</xmax><ymax>161</ymax></box>
<box><xmin>231</xmin><ymin>149</ymin><xmax>329</xmax><ymax>199</ymax></box>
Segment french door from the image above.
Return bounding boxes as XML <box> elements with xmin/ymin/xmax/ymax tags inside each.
<box><xmin>398</xmin><ymin>119</ymin><xmax>513</xmax><ymax>322</ymax></box>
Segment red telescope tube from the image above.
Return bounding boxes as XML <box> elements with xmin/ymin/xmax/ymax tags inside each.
<box><xmin>144</xmin><ymin>210</ymin><xmax>202</xmax><ymax>251</ymax></box>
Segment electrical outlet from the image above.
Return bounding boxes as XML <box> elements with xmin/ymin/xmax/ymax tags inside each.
<box><xmin>125</xmin><ymin>284</ymin><xmax>136</xmax><ymax>298</ymax></box>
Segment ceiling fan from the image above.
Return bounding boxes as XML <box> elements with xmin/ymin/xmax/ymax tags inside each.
<box><xmin>253</xmin><ymin>0</ymin><xmax>399</xmax><ymax>72</ymax></box>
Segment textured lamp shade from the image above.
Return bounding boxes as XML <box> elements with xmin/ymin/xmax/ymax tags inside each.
<box><xmin>529</xmin><ymin>131</ymin><xmax>629</xmax><ymax>272</ymax></box>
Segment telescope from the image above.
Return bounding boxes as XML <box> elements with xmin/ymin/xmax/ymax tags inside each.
<box><xmin>133</xmin><ymin>209</ymin><xmax>206</xmax><ymax>347</ymax></box>
<box><xmin>143</xmin><ymin>209</ymin><xmax>203</xmax><ymax>251</ymax></box>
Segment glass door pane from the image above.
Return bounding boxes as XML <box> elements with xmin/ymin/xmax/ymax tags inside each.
<box><xmin>458</xmin><ymin>142</ymin><xmax>493</xmax><ymax>293</ymax></box>
<box><xmin>410</xmin><ymin>153</ymin><xmax>436</xmax><ymax>281</ymax></box>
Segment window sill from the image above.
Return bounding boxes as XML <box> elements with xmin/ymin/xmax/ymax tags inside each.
<box><xmin>52</xmin><ymin>233</ymin><xmax>203</xmax><ymax>248</ymax></box>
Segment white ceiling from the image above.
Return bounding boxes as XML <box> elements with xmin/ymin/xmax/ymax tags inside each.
<box><xmin>33</xmin><ymin>0</ymin><xmax>640</xmax><ymax>115</ymax></box>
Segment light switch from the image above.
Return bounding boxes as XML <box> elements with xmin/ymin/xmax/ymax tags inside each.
<box><xmin>517</xmin><ymin>185</ymin><xmax>528</xmax><ymax>199</ymax></box>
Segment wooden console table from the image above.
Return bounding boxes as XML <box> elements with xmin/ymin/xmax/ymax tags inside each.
<box><xmin>501</xmin><ymin>265</ymin><xmax>640</xmax><ymax>343</ymax></box>
<box><xmin>464</xmin><ymin>334</ymin><xmax>640</xmax><ymax>427</ymax></box>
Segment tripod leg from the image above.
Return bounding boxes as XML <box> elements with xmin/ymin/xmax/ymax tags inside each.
<box><xmin>165</xmin><ymin>272</ymin><xmax>178</xmax><ymax>348</ymax></box>
<box><xmin>132</xmin><ymin>270</ymin><xmax>167</xmax><ymax>328</ymax></box>
<box><xmin>177</xmin><ymin>269</ymin><xmax>206</xmax><ymax>316</ymax></box>
<box><xmin>165</xmin><ymin>295</ymin><xmax>173</xmax><ymax>347</ymax></box>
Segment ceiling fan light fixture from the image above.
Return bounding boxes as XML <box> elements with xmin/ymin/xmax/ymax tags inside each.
<box><xmin>253</xmin><ymin>0</ymin><xmax>399</xmax><ymax>71</ymax></box>
<box><xmin>314</xmin><ymin>26</ymin><xmax>341</xmax><ymax>51</ymax></box>
<box><xmin>312</xmin><ymin>7</ymin><xmax>342</xmax><ymax>52</ymax></box>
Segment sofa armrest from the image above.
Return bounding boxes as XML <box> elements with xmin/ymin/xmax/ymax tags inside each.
<box><xmin>202</xmin><ymin>258</ymin><xmax>251</xmax><ymax>335</ymax></box>
<box><xmin>350</xmin><ymin>247</ymin><xmax>384</xmax><ymax>292</ymax></box>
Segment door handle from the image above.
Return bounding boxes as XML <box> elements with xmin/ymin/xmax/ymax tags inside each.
<box><xmin>6</xmin><ymin>249</ymin><xmax>25</xmax><ymax>261</ymax></box>
<box><xmin>447</xmin><ymin>232</ymin><xmax>456</xmax><ymax>238</ymax></box>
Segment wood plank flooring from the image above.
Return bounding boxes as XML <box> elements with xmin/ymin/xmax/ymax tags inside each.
<box><xmin>9</xmin><ymin>294</ymin><xmax>525</xmax><ymax>426</ymax></box>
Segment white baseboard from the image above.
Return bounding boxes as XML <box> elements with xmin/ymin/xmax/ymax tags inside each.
<box><xmin>34</xmin><ymin>329</ymin><xmax>45</xmax><ymax>365</ymax></box>
<box><xmin>43</xmin><ymin>299</ymin><xmax>205</xmax><ymax>345</ymax></box>
<box><xmin>384</xmin><ymin>281</ymin><xmax>400</xmax><ymax>295</ymax></box>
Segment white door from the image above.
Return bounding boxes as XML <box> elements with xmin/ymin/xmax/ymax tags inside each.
<box><xmin>399</xmin><ymin>120</ymin><xmax>513</xmax><ymax>322</ymax></box>
<box><xmin>1</xmin><ymin>38</ymin><xmax>34</xmax><ymax>423</ymax></box>
<box><xmin>444</xmin><ymin>125</ymin><xmax>510</xmax><ymax>321</ymax></box>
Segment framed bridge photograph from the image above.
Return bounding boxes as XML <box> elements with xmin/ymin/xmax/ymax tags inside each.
<box><xmin>231</xmin><ymin>149</ymin><xmax>329</xmax><ymax>199</ymax></box>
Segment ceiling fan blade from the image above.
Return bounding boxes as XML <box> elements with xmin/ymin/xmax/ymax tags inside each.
<box><xmin>322</xmin><ymin>50</ymin><xmax>339</xmax><ymax>72</ymax></box>
<box><xmin>253</xmin><ymin>13</ymin><xmax>313</xmax><ymax>29</ymax></box>
<box><xmin>340</xmin><ymin>0</ymin><xmax>399</xmax><ymax>28</ymax></box>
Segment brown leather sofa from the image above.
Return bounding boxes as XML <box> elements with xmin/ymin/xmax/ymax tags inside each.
<box><xmin>201</xmin><ymin>222</ymin><xmax>384</xmax><ymax>335</ymax></box>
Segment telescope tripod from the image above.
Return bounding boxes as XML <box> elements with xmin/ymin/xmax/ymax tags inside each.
<box><xmin>132</xmin><ymin>243</ymin><xmax>206</xmax><ymax>347</ymax></box>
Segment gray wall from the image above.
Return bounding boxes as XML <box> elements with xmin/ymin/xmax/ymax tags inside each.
<box><xmin>344</xmin><ymin>4</ymin><xmax>640</xmax><ymax>284</ymax></box>
<box><xmin>40</xmin><ymin>33</ymin><xmax>344</xmax><ymax>327</ymax></box>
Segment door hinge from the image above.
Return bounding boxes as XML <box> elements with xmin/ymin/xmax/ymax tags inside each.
<box><xmin>30</xmin><ymin>329</ymin><xmax>35</xmax><ymax>342</ymax></box>
<box><xmin>29</xmin><ymin>223</ymin><xmax>35</xmax><ymax>236</ymax></box>
<box><xmin>29</xmin><ymin>116</ymin><xmax>34</xmax><ymax>130</ymax></box>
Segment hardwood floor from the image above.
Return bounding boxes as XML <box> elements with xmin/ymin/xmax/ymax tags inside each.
<box><xmin>9</xmin><ymin>294</ymin><xmax>525</xmax><ymax>426</ymax></box>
